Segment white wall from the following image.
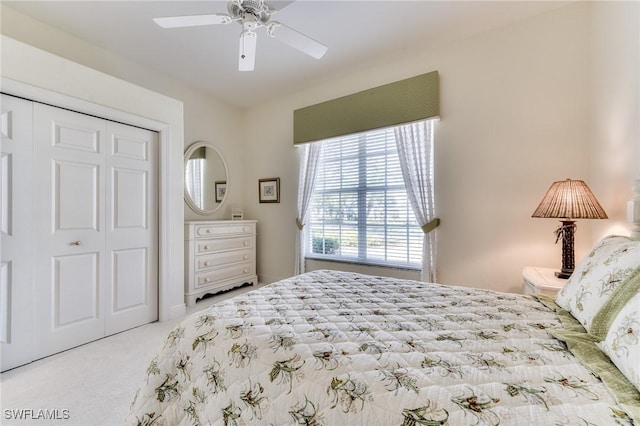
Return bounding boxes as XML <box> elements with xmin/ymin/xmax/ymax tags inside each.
<box><xmin>243</xmin><ymin>2</ymin><xmax>593</xmax><ymax>292</ymax></box>
<box><xmin>0</xmin><ymin>6</ymin><xmax>246</xmax><ymax>222</ymax></box>
<box><xmin>589</xmin><ymin>1</ymin><xmax>640</xmax><ymax>238</ymax></box>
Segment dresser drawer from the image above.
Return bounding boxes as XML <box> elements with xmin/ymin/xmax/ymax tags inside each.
<box><xmin>195</xmin><ymin>262</ymin><xmax>254</xmax><ymax>289</ymax></box>
<box><xmin>196</xmin><ymin>236</ymin><xmax>253</xmax><ymax>255</ymax></box>
<box><xmin>195</xmin><ymin>223</ymin><xmax>255</xmax><ymax>238</ymax></box>
<box><xmin>195</xmin><ymin>249</ymin><xmax>253</xmax><ymax>272</ymax></box>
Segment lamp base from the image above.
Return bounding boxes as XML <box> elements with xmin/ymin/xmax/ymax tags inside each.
<box><xmin>554</xmin><ymin>219</ymin><xmax>576</xmax><ymax>281</ymax></box>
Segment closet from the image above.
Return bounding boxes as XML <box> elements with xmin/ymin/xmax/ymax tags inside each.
<box><xmin>1</xmin><ymin>94</ymin><xmax>159</xmax><ymax>371</ymax></box>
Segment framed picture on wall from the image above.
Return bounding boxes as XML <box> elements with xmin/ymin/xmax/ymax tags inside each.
<box><xmin>259</xmin><ymin>178</ymin><xmax>280</xmax><ymax>203</ymax></box>
<box><xmin>215</xmin><ymin>181</ymin><xmax>226</xmax><ymax>203</ymax></box>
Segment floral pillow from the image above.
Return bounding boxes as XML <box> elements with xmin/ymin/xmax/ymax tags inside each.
<box><xmin>597</xmin><ymin>290</ymin><xmax>640</xmax><ymax>391</ymax></box>
<box><xmin>555</xmin><ymin>235</ymin><xmax>640</xmax><ymax>332</ymax></box>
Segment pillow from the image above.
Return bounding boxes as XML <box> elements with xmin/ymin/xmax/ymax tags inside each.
<box><xmin>555</xmin><ymin>235</ymin><xmax>640</xmax><ymax>331</ymax></box>
<box><xmin>597</xmin><ymin>290</ymin><xmax>640</xmax><ymax>391</ymax></box>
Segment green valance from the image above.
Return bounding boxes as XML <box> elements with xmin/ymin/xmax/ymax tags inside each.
<box><xmin>293</xmin><ymin>71</ymin><xmax>439</xmax><ymax>145</ymax></box>
<box><xmin>190</xmin><ymin>146</ymin><xmax>206</xmax><ymax>159</ymax></box>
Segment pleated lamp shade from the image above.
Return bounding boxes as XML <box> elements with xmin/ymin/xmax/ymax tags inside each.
<box><xmin>532</xmin><ymin>179</ymin><xmax>608</xmax><ymax>220</ymax></box>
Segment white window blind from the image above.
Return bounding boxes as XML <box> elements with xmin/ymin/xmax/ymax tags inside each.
<box><xmin>307</xmin><ymin>127</ymin><xmax>423</xmax><ymax>268</ymax></box>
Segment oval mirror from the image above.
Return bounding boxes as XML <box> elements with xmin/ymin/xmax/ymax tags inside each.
<box><xmin>184</xmin><ymin>142</ymin><xmax>228</xmax><ymax>215</ymax></box>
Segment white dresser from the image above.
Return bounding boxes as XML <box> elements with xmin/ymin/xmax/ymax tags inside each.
<box><xmin>184</xmin><ymin>220</ymin><xmax>257</xmax><ymax>305</ymax></box>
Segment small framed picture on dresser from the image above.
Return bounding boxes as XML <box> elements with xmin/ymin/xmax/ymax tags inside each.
<box><xmin>259</xmin><ymin>178</ymin><xmax>280</xmax><ymax>203</ymax></box>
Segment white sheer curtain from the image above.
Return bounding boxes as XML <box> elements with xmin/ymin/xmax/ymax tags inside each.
<box><xmin>394</xmin><ymin>119</ymin><xmax>439</xmax><ymax>282</ymax></box>
<box><xmin>295</xmin><ymin>141</ymin><xmax>323</xmax><ymax>275</ymax></box>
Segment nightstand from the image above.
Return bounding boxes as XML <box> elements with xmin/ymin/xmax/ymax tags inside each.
<box><xmin>522</xmin><ymin>266</ymin><xmax>567</xmax><ymax>297</ymax></box>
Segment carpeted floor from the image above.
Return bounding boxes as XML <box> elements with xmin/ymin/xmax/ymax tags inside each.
<box><xmin>0</xmin><ymin>283</ymin><xmax>261</xmax><ymax>425</ymax></box>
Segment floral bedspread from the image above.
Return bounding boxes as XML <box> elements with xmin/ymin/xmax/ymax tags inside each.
<box><xmin>127</xmin><ymin>270</ymin><xmax>632</xmax><ymax>425</ymax></box>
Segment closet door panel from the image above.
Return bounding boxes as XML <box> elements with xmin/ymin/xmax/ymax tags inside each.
<box><xmin>54</xmin><ymin>160</ymin><xmax>100</xmax><ymax>231</ymax></box>
<box><xmin>113</xmin><ymin>168</ymin><xmax>147</xmax><ymax>228</ymax></box>
<box><xmin>112</xmin><ymin>247</ymin><xmax>147</xmax><ymax>311</ymax></box>
<box><xmin>53</xmin><ymin>253</ymin><xmax>99</xmax><ymax>326</ymax></box>
<box><xmin>0</xmin><ymin>95</ymin><xmax>34</xmax><ymax>372</ymax></box>
<box><xmin>105</xmin><ymin>122</ymin><xmax>158</xmax><ymax>335</ymax></box>
<box><xmin>34</xmin><ymin>103</ymin><xmax>107</xmax><ymax>358</ymax></box>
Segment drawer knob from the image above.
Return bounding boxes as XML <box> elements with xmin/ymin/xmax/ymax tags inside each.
<box><xmin>206</xmin><ymin>229</ymin><xmax>211</xmax><ymax>233</ymax></box>
<box><xmin>243</xmin><ymin>256</ymin><xmax>248</xmax><ymax>260</ymax></box>
<box><xmin>204</xmin><ymin>261</ymin><xmax>210</xmax><ymax>266</ymax></box>
<box><xmin>70</xmin><ymin>241</ymin><xmax>81</xmax><ymax>246</ymax></box>
<box><xmin>243</xmin><ymin>241</ymin><xmax>248</xmax><ymax>246</ymax></box>
<box><xmin>243</xmin><ymin>269</ymin><xmax>249</xmax><ymax>273</ymax></box>
<box><xmin>204</xmin><ymin>245</ymin><xmax>209</xmax><ymax>250</ymax></box>
<box><xmin>205</xmin><ymin>277</ymin><xmax>211</xmax><ymax>282</ymax></box>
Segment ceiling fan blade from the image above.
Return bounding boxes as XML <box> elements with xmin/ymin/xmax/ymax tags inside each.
<box><xmin>153</xmin><ymin>14</ymin><xmax>232</xmax><ymax>29</ymax></box>
<box><xmin>268</xmin><ymin>22</ymin><xmax>327</xmax><ymax>59</ymax></box>
<box><xmin>269</xmin><ymin>1</ymin><xmax>296</xmax><ymax>12</ymax></box>
<box><xmin>239</xmin><ymin>31</ymin><xmax>257</xmax><ymax>72</ymax></box>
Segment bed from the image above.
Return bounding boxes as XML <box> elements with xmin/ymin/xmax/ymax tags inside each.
<box><xmin>127</xmin><ymin>235</ymin><xmax>640</xmax><ymax>425</ymax></box>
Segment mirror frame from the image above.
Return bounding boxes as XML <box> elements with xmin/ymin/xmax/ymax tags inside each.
<box><xmin>184</xmin><ymin>141</ymin><xmax>229</xmax><ymax>215</ymax></box>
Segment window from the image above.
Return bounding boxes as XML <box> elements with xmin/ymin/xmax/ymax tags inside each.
<box><xmin>306</xmin><ymin>127</ymin><xmax>423</xmax><ymax>269</ymax></box>
<box><xmin>185</xmin><ymin>158</ymin><xmax>204</xmax><ymax>208</ymax></box>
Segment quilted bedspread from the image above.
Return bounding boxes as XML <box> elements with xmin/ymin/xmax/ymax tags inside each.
<box><xmin>127</xmin><ymin>270</ymin><xmax>633</xmax><ymax>425</ymax></box>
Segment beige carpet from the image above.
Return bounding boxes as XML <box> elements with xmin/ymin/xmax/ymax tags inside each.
<box><xmin>0</xmin><ymin>283</ymin><xmax>261</xmax><ymax>425</ymax></box>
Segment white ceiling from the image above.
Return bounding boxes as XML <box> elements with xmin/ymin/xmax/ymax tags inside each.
<box><xmin>4</xmin><ymin>1</ymin><xmax>572</xmax><ymax>108</ymax></box>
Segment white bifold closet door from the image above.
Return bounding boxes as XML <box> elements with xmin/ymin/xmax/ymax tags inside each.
<box><xmin>1</xmin><ymin>95</ymin><xmax>35</xmax><ymax>371</ymax></box>
<box><xmin>14</xmin><ymin>101</ymin><xmax>157</xmax><ymax>362</ymax></box>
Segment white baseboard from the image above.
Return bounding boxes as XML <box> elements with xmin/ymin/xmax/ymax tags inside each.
<box><xmin>162</xmin><ymin>303</ymin><xmax>186</xmax><ymax>322</ymax></box>
<box><xmin>258</xmin><ymin>274</ymin><xmax>287</xmax><ymax>285</ymax></box>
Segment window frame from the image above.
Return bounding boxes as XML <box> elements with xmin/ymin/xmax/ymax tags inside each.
<box><xmin>304</xmin><ymin>128</ymin><xmax>423</xmax><ymax>270</ymax></box>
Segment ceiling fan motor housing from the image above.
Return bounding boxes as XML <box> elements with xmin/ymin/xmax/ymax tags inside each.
<box><xmin>228</xmin><ymin>0</ymin><xmax>273</xmax><ymax>26</ymax></box>
<box><xmin>242</xmin><ymin>15</ymin><xmax>259</xmax><ymax>31</ymax></box>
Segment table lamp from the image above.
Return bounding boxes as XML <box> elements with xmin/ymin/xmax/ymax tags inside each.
<box><xmin>532</xmin><ymin>179</ymin><xmax>608</xmax><ymax>279</ymax></box>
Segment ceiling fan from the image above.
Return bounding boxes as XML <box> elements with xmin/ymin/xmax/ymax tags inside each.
<box><xmin>153</xmin><ymin>0</ymin><xmax>327</xmax><ymax>71</ymax></box>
